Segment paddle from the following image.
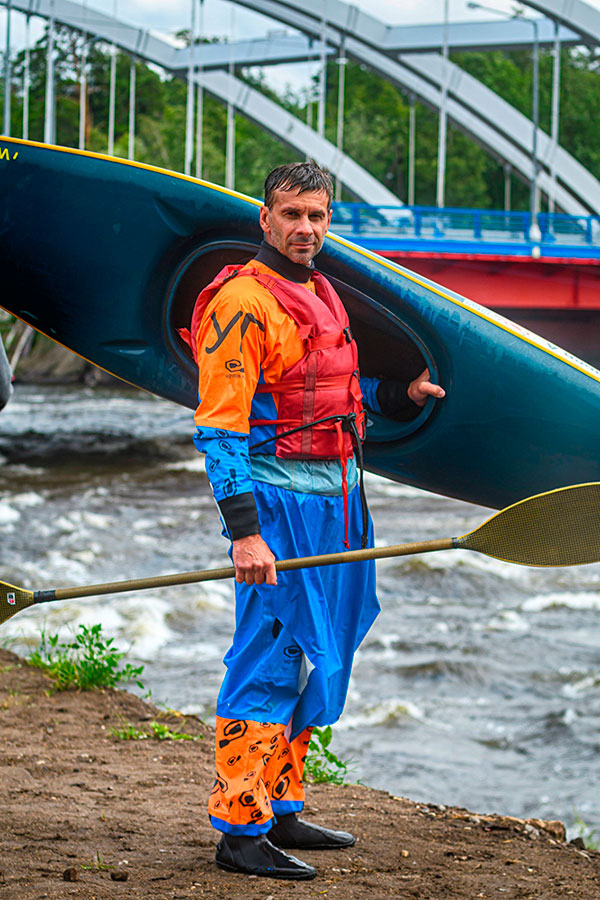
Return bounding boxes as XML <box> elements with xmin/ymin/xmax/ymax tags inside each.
<box><xmin>2</xmin><ymin>482</ymin><xmax>599</xmax><ymax>627</ymax></box>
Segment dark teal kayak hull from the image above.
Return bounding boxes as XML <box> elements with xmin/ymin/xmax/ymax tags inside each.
<box><xmin>2</xmin><ymin>136</ymin><xmax>600</xmax><ymax>509</ymax></box>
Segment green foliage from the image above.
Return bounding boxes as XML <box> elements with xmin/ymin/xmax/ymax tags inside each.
<box><xmin>148</xmin><ymin>720</ymin><xmax>198</xmax><ymax>741</ymax></box>
<box><xmin>558</xmin><ymin>48</ymin><xmax>600</xmax><ymax>180</ymax></box>
<box><xmin>454</xmin><ymin>46</ymin><xmax>600</xmax><ymax>206</ymax></box>
<box><xmin>573</xmin><ymin>814</ymin><xmax>600</xmax><ymax>850</ymax></box>
<box><xmin>110</xmin><ymin>720</ymin><xmax>199</xmax><ymax>741</ymax></box>
<box><xmin>81</xmin><ymin>851</ymin><xmax>115</xmax><ymax>871</ymax></box>
<box><xmin>304</xmin><ymin>725</ymin><xmax>351</xmax><ymax>785</ymax></box>
<box><xmin>28</xmin><ymin>624</ymin><xmax>144</xmax><ymax>692</ymax></box>
<box><xmin>108</xmin><ymin>721</ymin><xmax>148</xmax><ymax>740</ymax></box>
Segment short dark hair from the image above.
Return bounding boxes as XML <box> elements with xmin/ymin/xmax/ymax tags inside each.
<box><xmin>264</xmin><ymin>162</ymin><xmax>333</xmax><ymax>209</ymax></box>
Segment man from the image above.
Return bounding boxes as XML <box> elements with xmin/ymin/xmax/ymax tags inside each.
<box><xmin>187</xmin><ymin>162</ymin><xmax>444</xmax><ymax>880</ymax></box>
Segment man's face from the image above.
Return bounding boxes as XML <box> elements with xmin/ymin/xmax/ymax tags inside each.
<box><xmin>259</xmin><ymin>187</ymin><xmax>332</xmax><ymax>266</ymax></box>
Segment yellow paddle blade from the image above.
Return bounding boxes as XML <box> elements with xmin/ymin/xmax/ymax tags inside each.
<box><xmin>0</xmin><ymin>581</ymin><xmax>35</xmax><ymax>625</ymax></box>
<box><xmin>456</xmin><ymin>482</ymin><xmax>600</xmax><ymax>567</ymax></box>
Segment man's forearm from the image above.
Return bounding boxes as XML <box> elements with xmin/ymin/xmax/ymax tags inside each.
<box><xmin>375</xmin><ymin>379</ymin><xmax>419</xmax><ymax>421</ymax></box>
<box><xmin>360</xmin><ymin>374</ymin><xmax>420</xmax><ymax>421</ymax></box>
<box><xmin>218</xmin><ymin>492</ymin><xmax>260</xmax><ymax>541</ymax></box>
<box><xmin>364</xmin><ymin>371</ymin><xmax>444</xmax><ymax>421</ymax></box>
<box><xmin>193</xmin><ymin>426</ymin><xmax>260</xmax><ymax>540</ymax></box>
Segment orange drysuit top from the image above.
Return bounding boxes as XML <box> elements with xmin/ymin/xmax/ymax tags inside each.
<box><xmin>193</xmin><ymin>259</ymin><xmax>312</xmax><ymax>434</ymax></box>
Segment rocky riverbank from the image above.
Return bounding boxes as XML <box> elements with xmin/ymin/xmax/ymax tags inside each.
<box><xmin>2</xmin><ymin>322</ymin><xmax>120</xmax><ymax>386</ymax></box>
<box><xmin>1</xmin><ymin>648</ymin><xmax>599</xmax><ymax>900</ymax></box>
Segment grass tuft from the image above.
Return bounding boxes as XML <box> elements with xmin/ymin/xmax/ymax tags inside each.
<box><xmin>573</xmin><ymin>814</ymin><xmax>600</xmax><ymax>850</ymax></box>
<box><xmin>28</xmin><ymin>624</ymin><xmax>144</xmax><ymax>692</ymax></box>
<box><xmin>81</xmin><ymin>851</ymin><xmax>114</xmax><ymax>871</ymax></box>
<box><xmin>110</xmin><ymin>720</ymin><xmax>200</xmax><ymax>741</ymax></box>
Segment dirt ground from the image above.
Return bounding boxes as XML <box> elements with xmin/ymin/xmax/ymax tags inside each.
<box><xmin>1</xmin><ymin>647</ymin><xmax>599</xmax><ymax>900</ymax></box>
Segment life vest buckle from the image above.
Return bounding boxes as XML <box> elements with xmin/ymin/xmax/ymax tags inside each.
<box><xmin>222</xmin><ymin>268</ymin><xmax>241</xmax><ymax>284</ymax></box>
<box><xmin>340</xmin><ymin>411</ymin><xmax>357</xmax><ymax>433</ymax></box>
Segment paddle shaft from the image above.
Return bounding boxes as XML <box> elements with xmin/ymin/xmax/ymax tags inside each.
<box><xmin>34</xmin><ymin>538</ymin><xmax>455</xmax><ymax>604</ymax></box>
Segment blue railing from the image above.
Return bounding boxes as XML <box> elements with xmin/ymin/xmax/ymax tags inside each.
<box><xmin>330</xmin><ymin>203</ymin><xmax>600</xmax><ymax>248</ymax></box>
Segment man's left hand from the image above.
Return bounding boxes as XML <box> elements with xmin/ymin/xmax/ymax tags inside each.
<box><xmin>408</xmin><ymin>368</ymin><xmax>446</xmax><ymax>407</ymax></box>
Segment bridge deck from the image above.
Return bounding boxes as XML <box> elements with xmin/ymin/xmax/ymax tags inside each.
<box><xmin>331</xmin><ymin>204</ymin><xmax>600</xmax><ymax>263</ymax></box>
<box><xmin>330</xmin><ymin>205</ymin><xmax>600</xmax><ymax>366</ymax></box>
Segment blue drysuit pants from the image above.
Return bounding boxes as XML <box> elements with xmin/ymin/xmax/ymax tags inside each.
<box><xmin>216</xmin><ymin>479</ymin><xmax>380</xmax><ymax>738</ymax></box>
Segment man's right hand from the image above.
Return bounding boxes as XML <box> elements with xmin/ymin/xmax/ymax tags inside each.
<box><xmin>232</xmin><ymin>534</ymin><xmax>277</xmax><ymax>586</ymax></box>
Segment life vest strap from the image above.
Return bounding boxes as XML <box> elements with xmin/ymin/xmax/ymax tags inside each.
<box><xmin>248</xmin><ymin>413</ymin><xmax>353</xmax><ymax>449</ymax></box>
<box><xmin>306</xmin><ymin>331</ymin><xmax>347</xmax><ymax>351</ymax></box>
<box><xmin>249</xmin><ymin>417</ymin><xmax>351</xmax><ymax>432</ymax></box>
<box><xmin>254</xmin><ymin>374</ymin><xmax>355</xmax><ymax>395</ymax></box>
<box><xmin>334</xmin><ymin>419</ymin><xmax>351</xmax><ymax>550</ymax></box>
<box><xmin>178</xmin><ymin>326</ymin><xmax>192</xmax><ymax>347</ymax></box>
<box><xmin>248</xmin><ymin>417</ymin><xmax>297</xmax><ymax>427</ymax></box>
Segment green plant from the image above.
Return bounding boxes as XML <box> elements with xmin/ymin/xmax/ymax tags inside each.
<box><xmin>109</xmin><ymin>722</ymin><xmax>149</xmax><ymax>741</ymax></box>
<box><xmin>304</xmin><ymin>726</ymin><xmax>351</xmax><ymax>785</ymax></box>
<box><xmin>81</xmin><ymin>851</ymin><xmax>114</xmax><ymax>871</ymax></box>
<box><xmin>149</xmin><ymin>721</ymin><xmax>197</xmax><ymax>741</ymax></box>
<box><xmin>573</xmin><ymin>814</ymin><xmax>600</xmax><ymax>850</ymax></box>
<box><xmin>110</xmin><ymin>720</ymin><xmax>199</xmax><ymax>741</ymax></box>
<box><xmin>28</xmin><ymin>624</ymin><xmax>144</xmax><ymax>691</ymax></box>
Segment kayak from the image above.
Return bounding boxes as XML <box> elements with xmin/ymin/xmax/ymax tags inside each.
<box><xmin>2</xmin><ymin>136</ymin><xmax>600</xmax><ymax>510</ymax></box>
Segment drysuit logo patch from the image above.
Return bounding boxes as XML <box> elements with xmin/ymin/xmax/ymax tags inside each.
<box><xmin>205</xmin><ymin>311</ymin><xmax>265</xmax><ymax>354</ymax></box>
<box><xmin>7</xmin><ymin>593</ymin><xmax>16</xmax><ymax>606</ymax></box>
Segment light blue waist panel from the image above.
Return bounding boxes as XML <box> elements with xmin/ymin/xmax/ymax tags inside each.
<box><xmin>250</xmin><ymin>454</ymin><xmax>358</xmax><ymax>496</ymax></box>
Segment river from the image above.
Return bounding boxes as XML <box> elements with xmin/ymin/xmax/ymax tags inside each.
<box><xmin>1</xmin><ymin>384</ymin><xmax>598</xmax><ymax>838</ymax></box>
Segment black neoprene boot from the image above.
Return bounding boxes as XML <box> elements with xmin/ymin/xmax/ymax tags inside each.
<box><xmin>215</xmin><ymin>833</ymin><xmax>317</xmax><ymax>880</ymax></box>
<box><xmin>268</xmin><ymin>812</ymin><xmax>356</xmax><ymax>850</ymax></box>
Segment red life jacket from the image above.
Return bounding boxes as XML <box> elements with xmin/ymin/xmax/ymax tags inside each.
<box><xmin>180</xmin><ymin>263</ymin><xmax>364</xmax><ymax>462</ymax></box>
